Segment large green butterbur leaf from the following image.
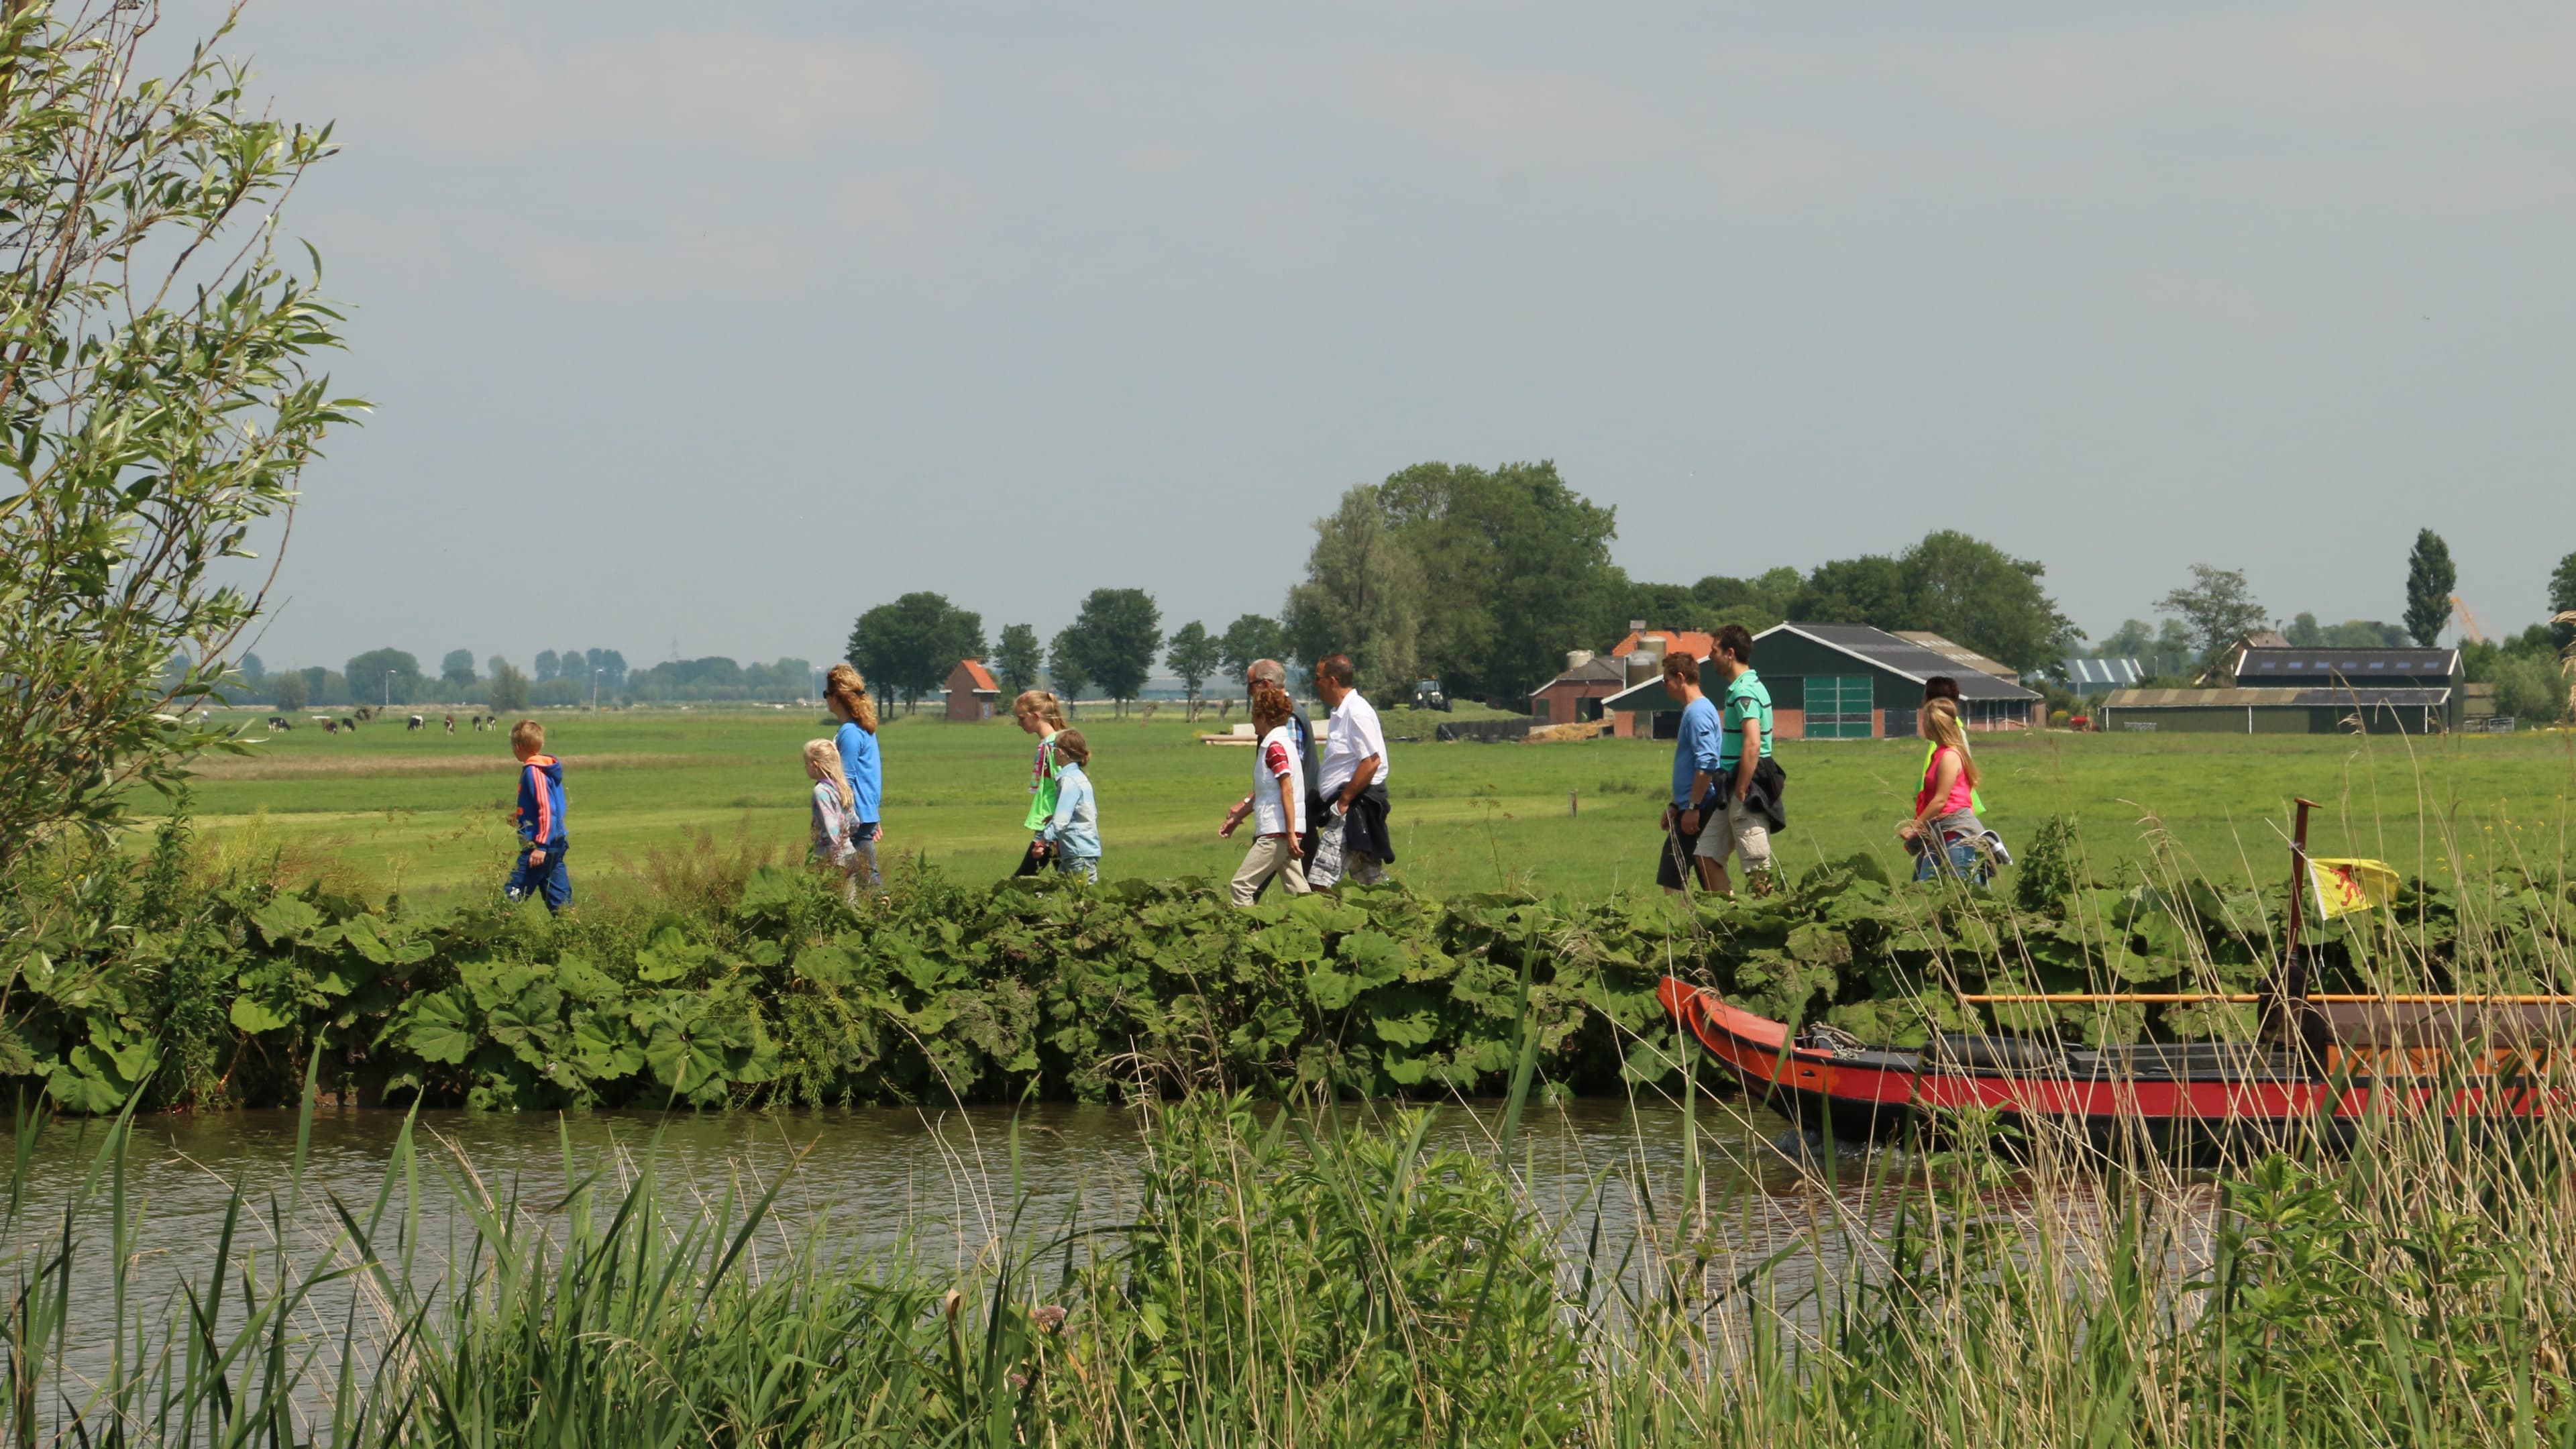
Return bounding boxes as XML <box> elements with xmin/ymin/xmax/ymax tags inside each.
<box><xmin>398</xmin><ymin>989</ymin><xmax>476</xmax><ymax>1065</ymax></box>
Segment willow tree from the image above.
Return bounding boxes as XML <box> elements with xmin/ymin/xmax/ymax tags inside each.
<box><xmin>0</xmin><ymin>1</ymin><xmax>360</xmax><ymax>872</ymax></box>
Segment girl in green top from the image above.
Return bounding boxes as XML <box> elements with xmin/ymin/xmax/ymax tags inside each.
<box><xmin>1014</xmin><ymin>690</ymin><xmax>1070</xmax><ymax>875</ymax></box>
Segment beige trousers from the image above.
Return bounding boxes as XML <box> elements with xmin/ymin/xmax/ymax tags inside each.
<box><xmin>1230</xmin><ymin>835</ymin><xmax>1311</xmax><ymax>905</ymax></box>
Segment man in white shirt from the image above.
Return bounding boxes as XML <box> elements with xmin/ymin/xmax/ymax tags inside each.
<box><xmin>1312</xmin><ymin>653</ymin><xmax>1394</xmax><ymax>885</ymax></box>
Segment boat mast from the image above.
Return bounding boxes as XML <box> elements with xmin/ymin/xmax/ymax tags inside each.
<box><xmin>2261</xmin><ymin>797</ymin><xmax>2323</xmax><ymax>1055</ymax></box>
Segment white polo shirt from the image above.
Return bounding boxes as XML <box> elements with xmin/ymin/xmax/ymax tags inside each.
<box><xmin>1320</xmin><ymin>690</ymin><xmax>1390</xmax><ymax>796</ymax></box>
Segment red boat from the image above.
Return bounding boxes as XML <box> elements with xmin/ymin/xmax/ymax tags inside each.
<box><xmin>1655</xmin><ymin>798</ymin><xmax>2576</xmax><ymax>1147</ymax></box>
<box><xmin>1655</xmin><ymin>979</ymin><xmax>2576</xmax><ymax>1147</ymax></box>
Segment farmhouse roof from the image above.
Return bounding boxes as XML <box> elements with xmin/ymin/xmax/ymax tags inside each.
<box><xmin>1541</xmin><ymin>657</ymin><xmax>1625</xmax><ymax>687</ymax></box>
<box><xmin>2062</xmin><ymin>657</ymin><xmax>2145</xmax><ymax>688</ymax></box>
<box><xmin>1758</xmin><ymin>623</ymin><xmax>2040</xmax><ymax>700</ymax></box>
<box><xmin>1607</xmin><ymin>628</ymin><xmax>1716</xmax><ymax>662</ymax></box>
<box><xmin>2102</xmin><ymin>686</ymin><xmax>2453</xmax><ymax>708</ymax></box>
<box><xmin>951</xmin><ymin>659</ymin><xmax>1000</xmax><ymax>694</ymax></box>
<box><xmin>2231</xmin><ymin>647</ymin><xmax>2459</xmax><ymax>681</ymax></box>
<box><xmin>1893</xmin><ymin>631</ymin><xmax>2019</xmax><ymax>679</ymax></box>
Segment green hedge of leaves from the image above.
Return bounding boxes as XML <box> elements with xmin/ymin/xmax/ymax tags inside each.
<box><xmin>7</xmin><ymin>819</ymin><xmax>2569</xmax><ymax>1112</ymax></box>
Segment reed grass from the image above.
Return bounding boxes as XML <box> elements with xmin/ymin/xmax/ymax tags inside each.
<box><xmin>8</xmin><ymin>1049</ymin><xmax>2576</xmax><ymax>1446</ymax></box>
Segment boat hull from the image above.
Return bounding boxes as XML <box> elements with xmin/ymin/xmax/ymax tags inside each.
<box><xmin>1655</xmin><ymin>979</ymin><xmax>2574</xmax><ymax>1147</ymax></box>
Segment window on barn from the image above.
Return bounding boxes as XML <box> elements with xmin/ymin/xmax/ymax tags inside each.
<box><xmin>1808</xmin><ymin>676</ymin><xmax>1874</xmax><ymax>739</ymax></box>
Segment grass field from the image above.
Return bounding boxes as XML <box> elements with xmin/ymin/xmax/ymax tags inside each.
<box><xmin>161</xmin><ymin>706</ymin><xmax>2576</xmax><ymax>905</ymax></box>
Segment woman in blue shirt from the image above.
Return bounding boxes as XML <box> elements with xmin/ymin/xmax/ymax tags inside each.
<box><xmin>823</xmin><ymin>662</ymin><xmax>883</xmax><ymax>892</ymax></box>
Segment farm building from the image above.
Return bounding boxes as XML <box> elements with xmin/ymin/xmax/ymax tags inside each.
<box><xmin>2094</xmin><ymin>688</ymin><xmax>2449</xmax><ymax>735</ymax></box>
<box><xmin>1597</xmin><ymin>623</ymin><xmax>2045</xmax><ymax>739</ymax></box>
<box><xmin>2060</xmin><ymin>657</ymin><xmax>2146</xmax><ymax>696</ymax></box>
<box><xmin>2098</xmin><ymin>645</ymin><xmax>2461</xmax><ymax>734</ymax></box>
<box><xmin>1528</xmin><ymin>651</ymin><xmax>1627</xmax><ymax>727</ymax></box>
<box><xmin>1894</xmin><ymin>631</ymin><xmax>2018</xmax><ymax>680</ymax></box>
<box><xmin>943</xmin><ymin>659</ymin><xmax>1001</xmax><ymax>721</ymax></box>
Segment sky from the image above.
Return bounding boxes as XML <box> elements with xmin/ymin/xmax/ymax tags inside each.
<box><xmin>187</xmin><ymin>0</ymin><xmax>2576</xmax><ymax>674</ymax></box>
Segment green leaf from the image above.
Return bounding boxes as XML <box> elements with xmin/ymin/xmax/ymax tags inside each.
<box><xmin>340</xmin><ymin>913</ymin><xmax>395</xmax><ymax>965</ymax></box>
<box><xmin>1252</xmin><ymin>920</ymin><xmax>1325</xmax><ymax>963</ymax></box>
<box><xmin>251</xmin><ymin>895</ymin><xmax>322</xmax><ymax>946</ymax></box>
<box><xmin>401</xmin><ymin>989</ymin><xmax>476</xmax><ymax>1065</ymax></box>
<box><xmin>571</xmin><ymin>1012</ymin><xmax>646</xmax><ymax>1079</ymax></box>
<box><xmin>636</xmin><ymin>926</ymin><xmax>707</xmax><ymax>983</ymax></box>
<box><xmin>229</xmin><ymin>996</ymin><xmax>291</xmax><ymax>1034</ymax></box>
<box><xmin>1332</xmin><ymin>929</ymin><xmax>1407</xmax><ymax>989</ymax></box>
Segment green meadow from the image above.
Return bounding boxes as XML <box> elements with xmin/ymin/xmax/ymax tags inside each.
<box><xmin>165</xmin><ymin>706</ymin><xmax>2576</xmax><ymax>903</ymax></box>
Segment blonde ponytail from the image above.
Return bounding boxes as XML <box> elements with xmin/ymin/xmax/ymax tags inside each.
<box><xmin>1013</xmin><ymin>689</ymin><xmax>1067</xmax><ymax>732</ymax></box>
<box><xmin>804</xmin><ymin>739</ymin><xmax>854</xmax><ymax>811</ymax></box>
<box><xmin>1923</xmin><ymin>698</ymin><xmax>1980</xmax><ymax>791</ymax></box>
<box><xmin>826</xmin><ymin>662</ymin><xmax>879</xmax><ymax>733</ymax></box>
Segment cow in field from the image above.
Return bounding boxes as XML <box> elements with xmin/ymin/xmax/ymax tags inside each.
<box><xmin>266</xmin><ymin>716</ymin><xmax>290</xmax><ymax>731</ymax></box>
<box><xmin>323</xmin><ymin>718</ymin><xmax>339</xmax><ymax>735</ymax></box>
<box><xmin>444</xmin><ymin>714</ymin><xmax>455</xmax><ymax>735</ymax></box>
<box><xmin>407</xmin><ymin>714</ymin><xmax>425</xmax><ymax>731</ymax></box>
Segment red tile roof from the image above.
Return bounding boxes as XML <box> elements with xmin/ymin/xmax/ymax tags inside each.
<box><xmin>953</xmin><ymin>659</ymin><xmax>1000</xmax><ymax>694</ymax></box>
<box><xmin>1607</xmin><ymin>629</ymin><xmax>1715</xmax><ymax>661</ymax></box>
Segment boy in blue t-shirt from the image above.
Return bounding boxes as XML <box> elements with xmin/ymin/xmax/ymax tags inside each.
<box><xmin>1656</xmin><ymin>653</ymin><xmax>1727</xmax><ymax>894</ymax></box>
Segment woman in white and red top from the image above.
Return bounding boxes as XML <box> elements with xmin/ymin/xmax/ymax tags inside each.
<box><xmin>1898</xmin><ymin>697</ymin><xmax>1987</xmax><ymax>882</ymax></box>
<box><xmin>1220</xmin><ymin>678</ymin><xmax>1311</xmax><ymax>904</ymax></box>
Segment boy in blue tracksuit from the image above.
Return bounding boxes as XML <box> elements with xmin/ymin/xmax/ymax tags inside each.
<box><xmin>506</xmin><ymin>718</ymin><xmax>571</xmax><ymax>911</ymax></box>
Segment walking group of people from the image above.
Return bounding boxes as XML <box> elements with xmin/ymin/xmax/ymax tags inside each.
<box><xmin>1649</xmin><ymin>624</ymin><xmax>2005</xmax><ymax>900</ymax></box>
<box><xmin>1006</xmin><ymin>651</ymin><xmax>1395</xmax><ymax>905</ymax></box>
<box><xmin>497</xmin><ymin>630</ymin><xmax>1994</xmax><ymax>915</ymax></box>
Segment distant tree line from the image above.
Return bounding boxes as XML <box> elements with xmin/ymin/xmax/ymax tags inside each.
<box><xmin>224</xmin><ymin>645</ymin><xmax>818</xmax><ymax>709</ymax></box>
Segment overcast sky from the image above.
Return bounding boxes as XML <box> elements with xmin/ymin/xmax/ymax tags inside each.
<box><xmin>199</xmin><ymin>0</ymin><xmax>2576</xmax><ymax>673</ymax></box>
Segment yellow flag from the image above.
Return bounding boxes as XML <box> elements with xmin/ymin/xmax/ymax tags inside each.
<box><xmin>2308</xmin><ymin>857</ymin><xmax>2400</xmax><ymax>918</ymax></box>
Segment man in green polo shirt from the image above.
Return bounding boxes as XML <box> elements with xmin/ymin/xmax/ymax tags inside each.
<box><xmin>1701</xmin><ymin>623</ymin><xmax>1777</xmax><ymax>896</ymax></box>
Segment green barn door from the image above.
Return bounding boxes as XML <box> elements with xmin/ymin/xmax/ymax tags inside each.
<box><xmin>1807</xmin><ymin>676</ymin><xmax>1875</xmax><ymax>739</ymax></box>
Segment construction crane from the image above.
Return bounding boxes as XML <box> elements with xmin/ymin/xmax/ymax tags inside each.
<box><xmin>2451</xmin><ymin>594</ymin><xmax>2489</xmax><ymax>645</ymax></box>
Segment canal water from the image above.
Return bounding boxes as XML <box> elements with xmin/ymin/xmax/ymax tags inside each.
<box><xmin>23</xmin><ymin>1095</ymin><xmax>1852</xmax><ymax>1252</ymax></box>
<box><xmin>19</xmin><ymin>1094</ymin><xmax>1911</xmax><ymax>1393</ymax></box>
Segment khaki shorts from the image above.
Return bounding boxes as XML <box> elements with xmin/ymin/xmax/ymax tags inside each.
<box><xmin>1694</xmin><ymin>796</ymin><xmax>1773</xmax><ymax>870</ymax></box>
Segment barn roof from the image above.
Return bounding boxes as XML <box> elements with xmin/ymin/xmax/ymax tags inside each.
<box><xmin>1760</xmin><ymin>624</ymin><xmax>2040</xmax><ymax>700</ymax></box>
<box><xmin>2061</xmin><ymin>657</ymin><xmax>2145</xmax><ymax>687</ymax></box>
<box><xmin>950</xmin><ymin>659</ymin><xmax>1000</xmax><ymax>694</ymax></box>
<box><xmin>1539</xmin><ymin>657</ymin><xmax>1626</xmax><ymax>687</ymax></box>
<box><xmin>2231</xmin><ymin>647</ymin><xmax>2459</xmax><ymax>681</ymax></box>
<box><xmin>2102</xmin><ymin>686</ymin><xmax>2452</xmax><ymax>708</ymax></box>
<box><xmin>1894</xmin><ymin>631</ymin><xmax>2019</xmax><ymax>679</ymax></box>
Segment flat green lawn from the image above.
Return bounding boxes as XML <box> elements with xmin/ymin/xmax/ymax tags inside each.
<box><xmin>163</xmin><ymin>708</ymin><xmax>2576</xmax><ymax>905</ymax></box>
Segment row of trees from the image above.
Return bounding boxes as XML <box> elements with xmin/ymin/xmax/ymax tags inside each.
<box><xmin>843</xmin><ymin>463</ymin><xmax>2085</xmax><ymax>712</ymax></box>
<box><xmin>237</xmin><ymin>647</ymin><xmax>636</xmax><ymax>710</ymax></box>
<box><xmin>1280</xmin><ymin>462</ymin><xmax>2084</xmax><ymax>699</ymax></box>
<box><xmin>849</xmin><ymin>589</ymin><xmax>1185</xmax><ymax>712</ymax></box>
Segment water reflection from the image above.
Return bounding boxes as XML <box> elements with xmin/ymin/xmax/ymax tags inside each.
<box><xmin>24</xmin><ymin>1095</ymin><xmax>1903</xmax><ymax>1368</ymax></box>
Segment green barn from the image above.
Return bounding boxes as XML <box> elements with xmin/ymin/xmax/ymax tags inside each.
<box><xmin>1600</xmin><ymin>623</ymin><xmax>2043</xmax><ymax>739</ymax></box>
<box><xmin>2097</xmin><ymin>647</ymin><xmax>2461</xmax><ymax>735</ymax></box>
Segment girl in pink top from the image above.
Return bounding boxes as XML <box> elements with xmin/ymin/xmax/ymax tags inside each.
<box><xmin>1899</xmin><ymin>698</ymin><xmax>1986</xmax><ymax>882</ymax></box>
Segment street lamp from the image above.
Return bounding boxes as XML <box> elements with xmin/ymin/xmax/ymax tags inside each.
<box><xmin>382</xmin><ymin>670</ymin><xmax>392</xmax><ymax>710</ymax></box>
<box><xmin>592</xmin><ymin>668</ymin><xmax>603</xmax><ymax>713</ymax></box>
